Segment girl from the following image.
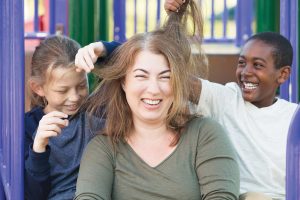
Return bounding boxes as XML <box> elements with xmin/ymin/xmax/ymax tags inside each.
<box><xmin>25</xmin><ymin>35</ymin><xmax>104</xmax><ymax>200</ymax></box>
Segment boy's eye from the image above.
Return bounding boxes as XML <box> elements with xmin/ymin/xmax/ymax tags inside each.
<box><xmin>238</xmin><ymin>60</ymin><xmax>246</xmax><ymax>66</ymax></box>
<box><xmin>254</xmin><ymin>63</ymin><xmax>264</xmax><ymax>68</ymax></box>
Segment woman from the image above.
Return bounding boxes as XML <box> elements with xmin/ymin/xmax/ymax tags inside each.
<box><xmin>75</xmin><ymin>0</ymin><xmax>239</xmax><ymax>199</ymax></box>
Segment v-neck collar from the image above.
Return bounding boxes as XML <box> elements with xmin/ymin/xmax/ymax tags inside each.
<box><xmin>124</xmin><ymin>132</ymin><xmax>185</xmax><ymax>169</ymax></box>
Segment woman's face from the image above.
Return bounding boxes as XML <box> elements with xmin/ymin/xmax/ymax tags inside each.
<box><xmin>123</xmin><ymin>50</ymin><xmax>173</xmax><ymax>125</ymax></box>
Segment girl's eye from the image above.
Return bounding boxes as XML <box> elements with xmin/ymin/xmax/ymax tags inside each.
<box><xmin>56</xmin><ymin>90</ymin><xmax>67</xmax><ymax>94</ymax></box>
<box><xmin>78</xmin><ymin>84</ymin><xmax>87</xmax><ymax>89</ymax></box>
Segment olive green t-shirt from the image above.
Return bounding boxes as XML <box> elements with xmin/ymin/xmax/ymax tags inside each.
<box><xmin>75</xmin><ymin>117</ymin><xmax>239</xmax><ymax>200</ymax></box>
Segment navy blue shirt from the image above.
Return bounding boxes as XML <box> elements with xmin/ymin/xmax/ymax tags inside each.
<box><xmin>25</xmin><ymin>107</ymin><xmax>104</xmax><ymax>200</ymax></box>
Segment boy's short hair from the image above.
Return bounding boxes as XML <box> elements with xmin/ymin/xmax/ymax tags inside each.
<box><xmin>246</xmin><ymin>32</ymin><xmax>293</xmax><ymax>69</ymax></box>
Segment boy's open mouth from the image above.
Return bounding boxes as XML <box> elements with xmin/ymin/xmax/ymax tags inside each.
<box><xmin>242</xmin><ymin>81</ymin><xmax>259</xmax><ymax>90</ymax></box>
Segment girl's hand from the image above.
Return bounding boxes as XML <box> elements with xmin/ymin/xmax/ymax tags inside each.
<box><xmin>164</xmin><ymin>0</ymin><xmax>185</xmax><ymax>13</ymax></box>
<box><xmin>75</xmin><ymin>42</ymin><xmax>106</xmax><ymax>73</ymax></box>
<box><xmin>33</xmin><ymin>111</ymin><xmax>69</xmax><ymax>153</ymax></box>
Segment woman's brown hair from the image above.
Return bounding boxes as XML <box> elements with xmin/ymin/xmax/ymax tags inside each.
<box><xmin>84</xmin><ymin>0</ymin><xmax>205</xmax><ymax>145</ymax></box>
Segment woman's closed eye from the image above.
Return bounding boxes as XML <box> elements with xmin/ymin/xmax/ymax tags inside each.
<box><xmin>135</xmin><ymin>74</ymin><xmax>147</xmax><ymax>79</ymax></box>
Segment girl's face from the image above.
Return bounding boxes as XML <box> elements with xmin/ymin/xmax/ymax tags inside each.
<box><xmin>40</xmin><ymin>67</ymin><xmax>88</xmax><ymax>115</ymax></box>
<box><xmin>123</xmin><ymin>50</ymin><xmax>174</xmax><ymax>125</ymax></box>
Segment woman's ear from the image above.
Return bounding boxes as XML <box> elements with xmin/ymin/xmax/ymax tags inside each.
<box><xmin>29</xmin><ymin>80</ymin><xmax>45</xmax><ymax>97</ymax></box>
<box><xmin>277</xmin><ymin>66</ymin><xmax>291</xmax><ymax>84</ymax></box>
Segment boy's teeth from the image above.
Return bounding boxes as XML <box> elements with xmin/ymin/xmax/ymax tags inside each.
<box><xmin>244</xmin><ymin>82</ymin><xmax>258</xmax><ymax>90</ymax></box>
<box><xmin>143</xmin><ymin>99</ymin><xmax>160</xmax><ymax>105</ymax></box>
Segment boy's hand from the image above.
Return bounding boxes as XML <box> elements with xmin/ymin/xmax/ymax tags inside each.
<box><xmin>75</xmin><ymin>41</ymin><xmax>106</xmax><ymax>73</ymax></box>
<box><xmin>164</xmin><ymin>0</ymin><xmax>185</xmax><ymax>13</ymax></box>
<box><xmin>33</xmin><ymin>111</ymin><xmax>69</xmax><ymax>153</ymax></box>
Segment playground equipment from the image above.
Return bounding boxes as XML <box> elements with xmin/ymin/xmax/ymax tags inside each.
<box><xmin>0</xmin><ymin>0</ymin><xmax>299</xmax><ymax>199</ymax></box>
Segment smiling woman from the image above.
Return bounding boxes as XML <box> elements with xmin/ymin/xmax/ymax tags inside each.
<box><xmin>74</xmin><ymin>0</ymin><xmax>239</xmax><ymax>199</ymax></box>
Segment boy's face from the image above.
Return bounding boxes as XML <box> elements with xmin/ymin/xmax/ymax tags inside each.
<box><xmin>236</xmin><ymin>40</ymin><xmax>283</xmax><ymax>108</ymax></box>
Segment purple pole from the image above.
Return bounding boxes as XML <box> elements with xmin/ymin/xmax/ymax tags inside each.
<box><xmin>34</xmin><ymin>0</ymin><xmax>39</xmax><ymax>32</ymax></box>
<box><xmin>55</xmin><ymin>0</ymin><xmax>69</xmax><ymax>35</ymax></box>
<box><xmin>222</xmin><ymin>0</ymin><xmax>228</xmax><ymax>39</ymax></box>
<box><xmin>235</xmin><ymin>0</ymin><xmax>253</xmax><ymax>46</ymax></box>
<box><xmin>156</xmin><ymin>0</ymin><xmax>161</xmax><ymax>28</ymax></box>
<box><xmin>210</xmin><ymin>0</ymin><xmax>215</xmax><ymax>39</ymax></box>
<box><xmin>286</xmin><ymin>104</ymin><xmax>300</xmax><ymax>200</ymax></box>
<box><xmin>134</xmin><ymin>0</ymin><xmax>137</xmax><ymax>33</ymax></box>
<box><xmin>114</xmin><ymin>0</ymin><xmax>126</xmax><ymax>42</ymax></box>
<box><xmin>280</xmin><ymin>0</ymin><xmax>298</xmax><ymax>103</ymax></box>
<box><xmin>0</xmin><ymin>0</ymin><xmax>24</xmax><ymax>199</ymax></box>
<box><xmin>145</xmin><ymin>0</ymin><xmax>149</xmax><ymax>32</ymax></box>
<box><xmin>280</xmin><ymin>0</ymin><xmax>291</xmax><ymax>101</ymax></box>
<box><xmin>49</xmin><ymin>0</ymin><xmax>56</xmax><ymax>34</ymax></box>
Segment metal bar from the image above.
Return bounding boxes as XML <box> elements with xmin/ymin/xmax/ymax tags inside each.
<box><xmin>210</xmin><ymin>0</ymin><xmax>215</xmax><ymax>39</ymax></box>
<box><xmin>0</xmin><ymin>0</ymin><xmax>25</xmax><ymax>199</ymax></box>
<box><xmin>145</xmin><ymin>0</ymin><xmax>149</xmax><ymax>32</ymax></box>
<box><xmin>49</xmin><ymin>0</ymin><xmax>56</xmax><ymax>34</ymax></box>
<box><xmin>286</xmin><ymin>105</ymin><xmax>300</xmax><ymax>200</ymax></box>
<box><xmin>114</xmin><ymin>0</ymin><xmax>126</xmax><ymax>42</ymax></box>
<box><xmin>280</xmin><ymin>0</ymin><xmax>291</xmax><ymax>100</ymax></box>
<box><xmin>290</xmin><ymin>0</ymin><xmax>298</xmax><ymax>103</ymax></box>
<box><xmin>235</xmin><ymin>0</ymin><xmax>253</xmax><ymax>46</ymax></box>
<box><xmin>55</xmin><ymin>0</ymin><xmax>68</xmax><ymax>35</ymax></box>
<box><xmin>156</xmin><ymin>0</ymin><xmax>161</xmax><ymax>27</ymax></box>
<box><xmin>34</xmin><ymin>0</ymin><xmax>39</xmax><ymax>32</ymax></box>
<box><xmin>134</xmin><ymin>0</ymin><xmax>137</xmax><ymax>33</ymax></box>
<box><xmin>222</xmin><ymin>0</ymin><xmax>228</xmax><ymax>38</ymax></box>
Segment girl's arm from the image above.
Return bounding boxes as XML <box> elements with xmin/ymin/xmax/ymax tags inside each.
<box><xmin>24</xmin><ymin>111</ymin><xmax>68</xmax><ymax>200</ymax></box>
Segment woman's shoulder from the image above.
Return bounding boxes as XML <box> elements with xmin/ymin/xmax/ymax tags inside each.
<box><xmin>185</xmin><ymin>116</ymin><xmax>228</xmax><ymax>141</ymax></box>
<box><xmin>187</xmin><ymin>116</ymin><xmax>224</xmax><ymax>131</ymax></box>
<box><xmin>87</xmin><ymin>134</ymin><xmax>115</xmax><ymax>153</ymax></box>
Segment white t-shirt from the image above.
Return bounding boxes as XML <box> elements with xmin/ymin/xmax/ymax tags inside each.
<box><xmin>196</xmin><ymin>80</ymin><xmax>298</xmax><ymax>200</ymax></box>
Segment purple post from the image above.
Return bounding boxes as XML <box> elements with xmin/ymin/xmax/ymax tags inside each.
<box><xmin>222</xmin><ymin>0</ymin><xmax>228</xmax><ymax>38</ymax></box>
<box><xmin>145</xmin><ymin>0</ymin><xmax>149</xmax><ymax>32</ymax></box>
<box><xmin>210</xmin><ymin>0</ymin><xmax>215</xmax><ymax>39</ymax></box>
<box><xmin>280</xmin><ymin>0</ymin><xmax>291</xmax><ymax>100</ymax></box>
<box><xmin>34</xmin><ymin>0</ymin><xmax>39</xmax><ymax>32</ymax></box>
<box><xmin>280</xmin><ymin>0</ymin><xmax>298</xmax><ymax>103</ymax></box>
<box><xmin>286</xmin><ymin>104</ymin><xmax>300</xmax><ymax>200</ymax></box>
<box><xmin>49</xmin><ymin>0</ymin><xmax>56</xmax><ymax>34</ymax></box>
<box><xmin>134</xmin><ymin>0</ymin><xmax>137</xmax><ymax>34</ymax></box>
<box><xmin>0</xmin><ymin>0</ymin><xmax>25</xmax><ymax>199</ymax></box>
<box><xmin>114</xmin><ymin>0</ymin><xmax>126</xmax><ymax>42</ymax></box>
<box><xmin>235</xmin><ymin>0</ymin><xmax>253</xmax><ymax>46</ymax></box>
<box><xmin>55</xmin><ymin>0</ymin><xmax>69</xmax><ymax>35</ymax></box>
<box><xmin>156</xmin><ymin>0</ymin><xmax>161</xmax><ymax>28</ymax></box>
